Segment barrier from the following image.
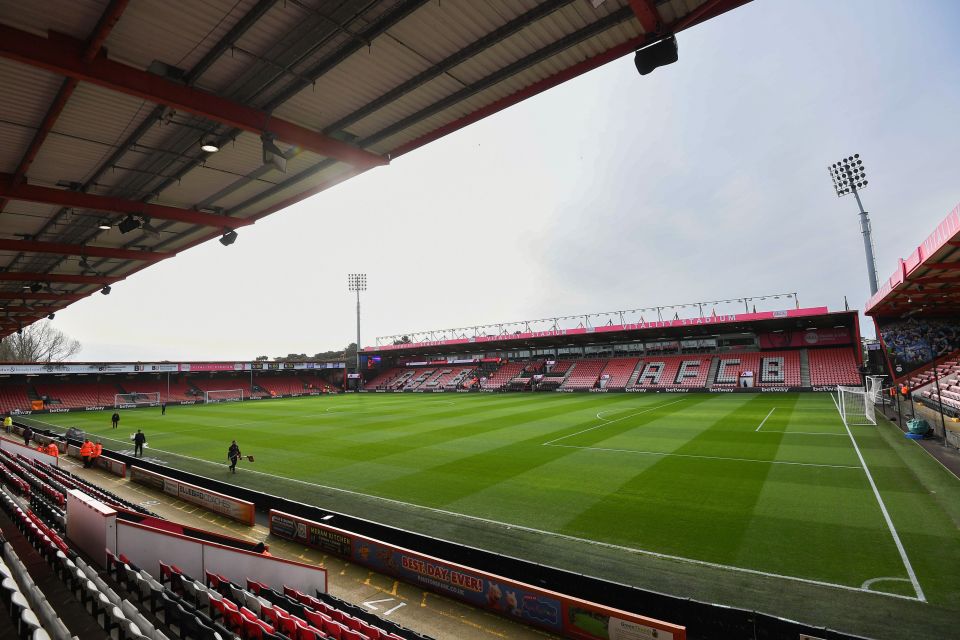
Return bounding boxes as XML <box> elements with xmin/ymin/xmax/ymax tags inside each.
<box><xmin>65</xmin><ymin>443</ymin><xmax>125</xmax><ymax>476</ymax></box>
<box><xmin>0</xmin><ymin>434</ymin><xmax>59</xmax><ymax>465</ymax></box>
<box><xmin>115</xmin><ymin>520</ymin><xmax>326</xmax><ymax>595</ymax></box>
<box><xmin>269</xmin><ymin>509</ymin><xmax>683</xmax><ymax>640</ymax></box>
<box><xmin>130</xmin><ymin>466</ymin><xmax>254</xmax><ymax>525</ymax></box>
<box><xmin>66</xmin><ymin>489</ymin><xmax>117</xmax><ymax>567</ymax></box>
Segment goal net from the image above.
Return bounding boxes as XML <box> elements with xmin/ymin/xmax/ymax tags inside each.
<box><xmin>204</xmin><ymin>389</ymin><xmax>244</xmax><ymax>403</ymax></box>
<box><xmin>837</xmin><ymin>386</ymin><xmax>876</xmax><ymax>426</ymax></box>
<box><xmin>114</xmin><ymin>392</ymin><xmax>161</xmax><ymax>408</ymax></box>
<box><xmin>865</xmin><ymin>376</ymin><xmax>886</xmax><ymax>403</ymax></box>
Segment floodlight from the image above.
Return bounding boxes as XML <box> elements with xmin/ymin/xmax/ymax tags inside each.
<box><xmin>101</xmin><ymin>285</ymin><xmax>111</xmax><ymax>295</ymax></box>
<box><xmin>118</xmin><ymin>215</ymin><xmax>141</xmax><ymax>234</ymax></box>
<box><xmin>47</xmin><ymin>313</ymin><xmax>55</xmax><ymax>320</ymax></box>
<box><xmin>634</xmin><ymin>35</ymin><xmax>678</xmax><ymax>76</ymax></box>
<box><xmin>98</xmin><ymin>219</ymin><xmax>112</xmax><ymax>230</ymax></box>
<box><xmin>29</xmin><ymin>283</ymin><xmax>42</xmax><ymax>293</ymax></box>
<box><xmin>220</xmin><ymin>229</ymin><xmax>238</xmax><ymax>246</ymax></box>
<box><xmin>827</xmin><ymin>153</ymin><xmax>878</xmax><ymax>295</ymax></box>
<box><xmin>200</xmin><ymin>136</ymin><xmax>220</xmax><ymax>153</ymax></box>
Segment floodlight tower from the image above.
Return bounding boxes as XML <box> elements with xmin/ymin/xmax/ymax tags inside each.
<box><xmin>347</xmin><ymin>273</ymin><xmax>367</xmax><ymax>373</ymax></box>
<box><xmin>828</xmin><ymin>154</ymin><xmax>879</xmax><ymax>295</ymax></box>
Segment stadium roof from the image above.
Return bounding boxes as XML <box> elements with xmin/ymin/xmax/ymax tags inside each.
<box><xmin>364</xmin><ymin>306</ymin><xmax>861</xmax><ymax>356</ymax></box>
<box><xmin>0</xmin><ymin>0</ymin><xmax>751</xmax><ymax>338</ymax></box>
<box><xmin>865</xmin><ymin>201</ymin><xmax>960</xmax><ymax>318</ymax></box>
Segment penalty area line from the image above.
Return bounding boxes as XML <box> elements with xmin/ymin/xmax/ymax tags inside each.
<box><xmin>755</xmin><ymin>407</ymin><xmax>776</xmax><ymax>432</ymax></box>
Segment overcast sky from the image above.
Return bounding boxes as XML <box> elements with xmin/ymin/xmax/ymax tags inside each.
<box><xmin>53</xmin><ymin>0</ymin><xmax>960</xmax><ymax>361</ymax></box>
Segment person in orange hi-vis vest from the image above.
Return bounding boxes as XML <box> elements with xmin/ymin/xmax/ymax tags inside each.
<box><xmin>46</xmin><ymin>443</ymin><xmax>59</xmax><ymax>458</ymax></box>
<box><xmin>80</xmin><ymin>439</ymin><xmax>94</xmax><ymax>468</ymax></box>
<box><xmin>93</xmin><ymin>441</ymin><xmax>103</xmax><ymax>460</ymax></box>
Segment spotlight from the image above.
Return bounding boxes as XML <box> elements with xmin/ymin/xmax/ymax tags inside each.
<box><xmin>219</xmin><ymin>229</ymin><xmax>238</xmax><ymax>246</ymax></box>
<box><xmin>634</xmin><ymin>35</ymin><xmax>678</xmax><ymax>76</ymax></box>
<box><xmin>200</xmin><ymin>136</ymin><xmax>220</xmax><ymax>153</ymax></box>
<box><xmin>101</xmin><ymin>285</ymin><xmax>111</xmax><ymax>295</ymax></box>
<box><xmin>47</xmin><ymin>313</ymin><xmax>55</xmax><ymax>320</ymax></box>
<box><xmin>117</xmin><ymin>215</ymin><xmax>141</xmax><ymax>234</ymax></box>
<box><xmin>98</xmin><ymin>219</ymin><xmax>112</xmax><ymax>230</ymax></box>
<box><xmin>29</xmin><ymin>283</ymin><xmax>42</xmax><ymax>293</ymax></box>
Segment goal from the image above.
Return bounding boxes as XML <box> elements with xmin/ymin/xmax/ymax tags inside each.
<box><xmin>114</xmin><ymin>392</ymin><xmax>160</xmax><ymax>408</ymax></box>
<box><xmin>204</xmin><ymin>389</ymin><xmax>245</xmax><ymax>403</ymax></box>
<box><xmin>837</xmin><ymin>385</ymin><xmax>876</xmax><ymax>426</ymax></box>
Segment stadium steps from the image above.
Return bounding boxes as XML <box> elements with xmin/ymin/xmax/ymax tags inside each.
<box><xmin>705</xmin><ymin>356</ymin><xmax>721</xmax><ymax>388</ymax></box>
<box><xmin>800</xmin><ymin>349</ymin><xmax>811</xmax><ymax>386</ymax></box>
<box><xmin>626</xmin><ymin>359</ymin><xmax>645</xmax><ymax>388</ymax></box>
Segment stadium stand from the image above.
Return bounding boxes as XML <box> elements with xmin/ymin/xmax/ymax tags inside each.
<box><xmin>34</xmin><ymin>381</ymin><xmax>120</xmax><ymax>409</ymax></box>
<box><xmin>633</xmin><ymin>356</ymin><xmax>712</xmax><ymax>388</ymax></box>
<box><xmin>599</xmin><ymin>358</ymin><xmax>642</xmax><ymax>391</ymax></box>
<box><xmin>758</xmin><ymin>351</ymin><xmax>802</xmax><ymax>386</ymax></box>
<box><xmin>905</xmin><ymin>352</ymin><xmax>960</xmax><ymax>390</ymax></box>
<box><xmin>808</xmin><ymin>348</ymin><xmax>862</xmax><ymax>386</ymax></box>
<box><xmin>255</xmin><ymin>375</ymin><xmax>313</xmax><ymax>397</ymax></box>
<box><xmin>0</xmin><ymin>383</ymin><xmax>32</xmax><ymax>413</ymax></box>
<box><xmin>561</xmin><ymin>359</ymin><xmax>607</xmax><ymax>390</ymax></box>
<box><xmin>712</xmin><ymin>353</ymin><xmax>761</xmax><ymax>387</ymax></box>
<box><xmin>483</xmin><ymin>362</ymin><xmax>525</xmax><ymax>390</ymax></box>
<box><xmin>120</xmin><ymin>378</ymin><xmax>195</xmax><ymax>402</ymax></box>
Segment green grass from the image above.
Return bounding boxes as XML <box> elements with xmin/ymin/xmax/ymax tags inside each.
<box><xmin>33</xmin><ymin>393</ymin><xmax>960</xmax><ymax>639</ymax></box>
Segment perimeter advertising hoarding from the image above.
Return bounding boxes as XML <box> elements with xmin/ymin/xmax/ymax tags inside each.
<box><xmin>269</xmin><ymin>510</ymin><xmax>684</xmax><ymax>640</ymax></box>
<box><xmin>132</xmin><ymin>467</ymin><xmax>254</xmax><ymax>525</ymax></box>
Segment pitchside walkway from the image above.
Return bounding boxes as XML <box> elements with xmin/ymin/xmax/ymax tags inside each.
<box><xmin>59</xmin><ymin>455</ymin><xmax>556</xmax><ymax>640</ymax></box>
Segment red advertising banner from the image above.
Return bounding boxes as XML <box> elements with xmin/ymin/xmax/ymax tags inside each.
<box><xmin>269</xmin><ymin>510</ymin><xmax>685</xmax><ymax>640</ymax></box>
<box><xmin>180</xmin><ymin>362</ymin><xmax>243</xmax><ymax>372</ymax></box>
<box><xmin>367</xmin><ymin>308</ymin><xmax>830</xmax><ymax>353</ymax></box>
<box><xmin>757</xmin><ymin>328</ymin><xmax>851</xmax><ymax>349</ymax></box>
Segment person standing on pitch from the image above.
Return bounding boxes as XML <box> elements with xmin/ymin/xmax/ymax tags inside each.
<box><xmin>111</xmin><ymin>411</ymin><xmax>120</xmax><ymax>429</ymax></box>
<box><xmin>133</xmin><ymin>429</ymin><xmax>146</xmax><ymax>457</ymax></box>
<box><xmin>228</xmin><ymin>440</ymin><xmax>242</xmax><ymax>473</ymax></box>
<box><xmin>161</xmin><ymin>402</ymin><xmax>166</xmax><ymax>416</ymax></box>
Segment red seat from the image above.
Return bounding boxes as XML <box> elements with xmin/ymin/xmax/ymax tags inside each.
<box><xmin>322</xmin><ymin>619</ymin><xmax>343</xmax><ymax>639</ymax></box>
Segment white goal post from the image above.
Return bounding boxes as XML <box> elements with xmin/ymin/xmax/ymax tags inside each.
<box><xmin>204</xmin><ymin>389</ymin><xmax>245</xmax><ymax>403</ymax></box>
<box><xmin>114</xmin><ymin>392</ymin><xmax>161</xmax><ymax>408</ymax></box>
<box><xmin>837</xmin><ymin>385</ymin><xmax>876</xmax><ymax>426</ymax></box>
<box><xmin>865</xmin><ymin>375</ymin><xmax>886</xmax><ymax>403</ymax></box>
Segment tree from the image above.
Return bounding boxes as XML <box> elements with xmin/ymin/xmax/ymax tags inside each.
<box><xmin>392</xmin><ymin>335</ymin><xmax>412</xmax><ymax>345</ymax></box>
<box><xmin>0</xmin><ymin>322</ymin><xmax>81</xmax><ymax>362</ymax></box>
<box><xmin>255</xmin><ymin>355</ymin><xmax>268</xmax><ymax>361</ymax></box>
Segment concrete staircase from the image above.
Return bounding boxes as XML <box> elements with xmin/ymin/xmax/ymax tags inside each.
<box><xmin>800</xmin><ymin>349</ymin><xmax>811</xmax><ymax>386</ymax></box>
<box><xmin>705</xmin><ymin>356</ymin><xmax>721</xmax><ymax>388</ymax></box>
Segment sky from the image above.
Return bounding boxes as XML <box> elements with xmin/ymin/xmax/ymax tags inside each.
<box><xmin>51</xmin><ymin>0</ymin><xmax>960</xmax><ymax>361</ymax></box>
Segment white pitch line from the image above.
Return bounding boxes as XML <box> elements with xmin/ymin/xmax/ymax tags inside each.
<box><xmin>758</xmin><ymin>431</ymin><xmax>848</xmax><ymax>436</ymax></box>
<box><xmin>543</xmin><ymin>443</ymin><xmax>861</xmax><ymax>469</ymax></box>
<box><xmin>755</xmin><ymin>407</ymin><xmax>777</xmax><ymax>432</ymax></box>
<box><xmin>840</xmin><ymin>413</ymin><xmax>927</xmax><ymax>602</ymax></box>
<box><xmin>543</xmin><ymin>399</ymin><xmax>685</xmax><ymax>446</ymax></box>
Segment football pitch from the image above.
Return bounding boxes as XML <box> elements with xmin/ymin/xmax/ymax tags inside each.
<box><xmin>35</xmin><ymin>393</ymin><xmax>960</xmax><ymax>638</ymax></box>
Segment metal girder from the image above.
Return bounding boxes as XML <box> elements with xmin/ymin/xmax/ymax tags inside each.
<box><xmin>0</xmin><ymin>174</ymin><xmax>251</xmax><ymax>229</ymax></box>
<box><xmin>0</xmin><ymin>239</ymin><xmax>171</xmax><ymax>261</ymax></box>
<box><xmin>0</xmin><ymin>0</ymin><xmax>129</xmax><ymax>212</ymax></box>
<box><xmin>0</xmin><ymin>272</ymin><xmax>121</xmax><ymax>285</ymax></box>
<box><xmin>628</xmin><ymin>0</ymin><xmax>661</xmax><ymax>33</ymax></box>
<box><xmin>0</xmin><ymin>292</ymin><xmax>83</xmax><ymax>301</ymax></box>
<box><xmin>0</xmin><ymin>24</ymin><xmax>387</xmax><ymax>169</ymax></box>
<box><xmin>923</xmin><ymin>262</ymin><xmax>960</xmax><ymax>271</ymax></box>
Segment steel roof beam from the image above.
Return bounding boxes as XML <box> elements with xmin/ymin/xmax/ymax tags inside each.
<box><xmin>0</xmin><ymin>174</ymin><xmax>251</xmax><ymax>229</ymax></box>
<box><xmin>922</xmin><ymin>262</ymin><xmax>960</xmax><ymax>271</ymax></box>
<box><xmin>0</xmin><ymin>24</ymin><xmax>387</xmax><ymax>169</ymax></box>
<box><xmin>0</xmin><ymin>0</ymin><xmax>130</xmax><ymax>212</ymax></box>
<box><xmin>0</xmin><ymin>292</ymin><xmax>84</xmax><ymax>301</ymax></box>
<box><xmin>0</xmin><ymin>272</ymin><xmax>121</xmax><ymax>285</ymax></box>
<box><xmin>628</xmin><ymin>0</ymin><xmax>661</xmax><ymax>33</ymax></box>
<box><xmin>0</xmin><ymin>239</ymin><xmax>171</xmax><ymax>261</ymax></box>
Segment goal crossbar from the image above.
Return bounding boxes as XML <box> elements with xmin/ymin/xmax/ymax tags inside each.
<box><xmin>203</xmin><ymin>389</ymin><xmax>245</xmax><ymax>403</ymax></box>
